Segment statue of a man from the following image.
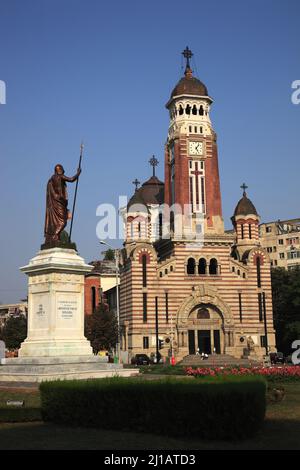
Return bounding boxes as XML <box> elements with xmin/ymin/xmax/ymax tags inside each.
<box><xmin>247</xmin><ymin>336</ymin><xmax>255</xmax><ymax>352</ymax></box>
<box><xmin>44</xmin><ymin>164</ymin><xmax>81</xmax><ymax>244</ymax></box>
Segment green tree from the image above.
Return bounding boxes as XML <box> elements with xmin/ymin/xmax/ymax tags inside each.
<box><xmin>103</xmin><ymin>249</ymin><xmax>115</xmax><ymax>261</ymax></box>
<box><xmin>271</xmin><ymin>267</ymin><xmax>300</xmax><ymax>354</ymax></box>
<box><xmin>2</xmin><ymin>315</ymin><xmax>27</xmax><ymax>350</ymax></box>
<box><xmin>84</xmin><ymin>303</ymin><xmax>118</xmax><ymax>353</ymax></box>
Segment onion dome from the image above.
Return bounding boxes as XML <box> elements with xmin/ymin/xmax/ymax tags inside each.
<box><xmin>233</xmin><ymin>191</ymin><xmax>258</xmax><ymax>217</ymax></box>
<box><xmin>127</xmin><ymin>176</ymin><xmax>164</xmax><ymax>211</ymax></box>
<box><xmin>166</xmin><ymin>47</ymin><xmax>211</xmax><ymax>107</ymax></box>
<box><xmin>127</xmin><ymin>156</ymin><xmax>164</xmax><ymax>211</ymax></box>
<box><xmin>139</xmin><ymin>176</ymin><xmax>164</xmax><ymax>205</ymax></box>
<box><xmin>127</xmin><ymin>188</ymin><xmax>148</xmax><ymax>212</ymax></box>
<box><xmin>171</xmin><ymin>70</ymin><xmax>208</xmax><ymax>98</ymax></box>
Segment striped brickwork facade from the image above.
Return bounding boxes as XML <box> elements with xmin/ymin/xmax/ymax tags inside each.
<box><xmin>120</xmin><ymin>235</ymin><xmax>276</xmax><ymax>361</ymax></box>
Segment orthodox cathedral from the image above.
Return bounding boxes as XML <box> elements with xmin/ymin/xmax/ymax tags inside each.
<box><xmin>119</xmin><ymin>48</ymin><xmax>275</xmax><ymax>361</ymax></box>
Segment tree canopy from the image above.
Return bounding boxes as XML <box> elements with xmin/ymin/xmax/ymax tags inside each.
<box><xmin>1</xmin><ymin>315</ymin><xmax>27</xmax><ymax>350</ymax></box>
<box><xmin>104</xmin><ymin>249</ymin><xmax>115</xmax><ymax>261</ymax></box>
<box><xmin>84</xmin><ymin>303</ymin><xmax>118</xmax><ymax>353</ymax></box>
<box><xmin>271</xmin><ymin>267</ymin><xmax>300</xmax><ymax>354</ymax></box>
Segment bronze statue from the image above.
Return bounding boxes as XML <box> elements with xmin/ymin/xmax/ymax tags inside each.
<box><xmin>44</xmin><ymin>164</ymin><xmax>81</xmax><ymax>244</ymax></box>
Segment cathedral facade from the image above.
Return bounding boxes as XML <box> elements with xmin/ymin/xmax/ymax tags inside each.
<box><xmin>119</xmin><ymin>48</ymin><xmax>276</xmax><ymax>361</ymax></box>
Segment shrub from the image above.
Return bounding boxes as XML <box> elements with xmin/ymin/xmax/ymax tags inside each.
<box><xmin>40</xmin><ymin>376</ymin><xmax>266</xmax><ymax>440</ymax></box>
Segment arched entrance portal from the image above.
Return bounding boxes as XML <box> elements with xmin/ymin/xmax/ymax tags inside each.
<box><xmin>187</xmin><ymin>304</ymin><xmax>224</xmax><ymax>355</ymax></box>
<box><xmin>176</xmin><ymin>285</ymin><xmax>234</xmax><ymax>358</ymax></box>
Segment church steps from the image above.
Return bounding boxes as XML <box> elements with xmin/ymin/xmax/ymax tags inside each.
<box><xmin>179</xmin><ymin>354</ymin><xmax>261</xmax><ymax>367</ymax></box>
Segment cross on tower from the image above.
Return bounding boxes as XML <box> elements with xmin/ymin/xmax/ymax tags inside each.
<box><xmin>149</xmin><ymin>155</ymin><xmax>159</xmax><ymax>177</ymax></box>
<box><xmin>191</xmin><ymin>162</ymin><xmax>203</xmax><ymax>177</ymax></box>
<box><xmin>182</xmin><ymin>46</ymin><xmax>193</xmax><ymax>69</ymax></box>
<box><xmin>240</xmin><ymin>183</ymin><xmax>248</xmax><ymax>196</ymax></box>
<box><xmin>132</xmin><ymin>178</ymin><xmax>140</xmax><ymax>191</ymax></box>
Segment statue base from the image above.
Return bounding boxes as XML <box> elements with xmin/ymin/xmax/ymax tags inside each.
<box><xmin>0</xmin><ymin>356</ymin><xmax>138</xmax><ymax>382</ymax></box>
<box><xmin>41</xmin><ymin>240</ymin><xmax>77</xmax><ymax>251</ymax></box>
<box><xmin>19</xmin><ymin>247</ymin><xmax>93</xmax><ymax>358</ymax></box>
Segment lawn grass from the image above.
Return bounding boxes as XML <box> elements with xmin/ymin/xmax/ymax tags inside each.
<box><xmin>139</xmin><ymin>364</ymin><xmax>185</xmax><ymax>375</ymax></box>
<box><xmin>0</xmin><ymin>382</ymin><xmax>299</xmax><ymax>449</ymax></box>
<box><xmin>0</xmin><ymin>389</ymin><xmax>41</xmax><ymax>422</ymax></box>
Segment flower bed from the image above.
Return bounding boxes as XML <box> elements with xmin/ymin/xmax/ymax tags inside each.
<box><xmin>185</xmin><ymin>365</ymin><xmax>300</xmax><ymax>381</ymax></box>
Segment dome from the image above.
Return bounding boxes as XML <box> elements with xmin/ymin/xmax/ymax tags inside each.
<box><xmin>233</xmin><ymin>194</ymin><xmax>258</xmax><ymax>217</ymax></box>
<box><xmin>127</xmin><ymin>176</ymin><xmax>164</xmax><ymax>211</ymax></box>
<box><xmin>171</xmin><ymin>74</ymin><xmax>208</xmax><ymax>99</ymax></box>
<box><xmin>127</xmin><ymin>189</ymin><xmax>148</xmax><ymax>212</ymax></box>
<box><xmin>139</xmin><ymin>176</ymin><xmax>164</xmax><ymax>205</ymax></box>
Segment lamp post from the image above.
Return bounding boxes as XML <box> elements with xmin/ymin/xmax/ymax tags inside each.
<box><xmin>155</xmin><ymin>296</ymin><xmax>159</xmax><ymax>364</ymax></box>
<box><xmin>262</xmin><ymin>292</ymin><xmax>269</xmax><ymax>356</ymax></box>
<box><xmin>99</xmin><ymin>241</ymin><xmax>120</xmax><ymax>363</ymax></box>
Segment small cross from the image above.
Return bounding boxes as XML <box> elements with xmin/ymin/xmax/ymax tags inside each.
<box><xmin>182</xmin><ymin>46</ymin><xmax>193</xmax><ymax>69</ymax></box>
<box><xmin>240</xmin><ymin>183</ymin><xmax>248</xmax><ymax>196</ymax></box>
<box><xmin>149</xmin><ymin>155</ymin><xmax>159</xmax><ymax>177</ymax></box>
<box><xmin>132</xmin><ymin>178</ymin><xmax>140</xmax><ymax>191</ymax></box>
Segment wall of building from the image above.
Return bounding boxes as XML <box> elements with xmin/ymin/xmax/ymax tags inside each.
<box><xmin>120</xmin><ymin>239</ymin><xmax>275</xmax><ymax>361</ymax></box>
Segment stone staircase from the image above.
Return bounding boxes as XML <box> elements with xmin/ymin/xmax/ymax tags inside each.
<box><xmin>179</xmin><ymin>354</ymin><xmax>261</xmax><ymax>368</ymax></box>
<box><xmin>0</xmin><ymin>356</ymin><xmax>139</xmax><ymax>383</ymax></box>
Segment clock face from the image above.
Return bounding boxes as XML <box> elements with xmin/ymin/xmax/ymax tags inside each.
<box><xmin>189</xmin><ymin>141</ymin><xmax>203</xmax><ymax>156</ymax></box>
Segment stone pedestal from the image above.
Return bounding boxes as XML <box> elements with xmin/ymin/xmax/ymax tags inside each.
<box><xmin>0</xmin><ymin>247</ymin><xmax>139</xmax><ymax>382</ymax></box>
<box><xmin>19</xmin><ymin>248</ymin><xmax>94</xmax><ymax>358</ymax></box>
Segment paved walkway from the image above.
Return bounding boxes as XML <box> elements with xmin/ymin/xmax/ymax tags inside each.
<box><xmin>0</xmin><ymin>382</ymin><xmax>39</xmax><ymax>391</ymax></box>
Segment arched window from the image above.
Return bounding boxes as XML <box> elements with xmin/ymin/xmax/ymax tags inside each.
<box><xmin>231</xmin><ymin>248</ymin><xmax>239</xmax><ymax>260</ymax></box>
<box><xmin>142</xmin><ymin>254</ymin><xmax>147</xmax><ymax>287</ymax></box>
<box><xmin>91</xmin><ymin>286</ymin><xmax>96</xmax><ymax>312</ymax></box>
<box><xmin>159</xmin><ymin>213</ymin><xmax>163</xmax><ymax>238</ymax></box>
<box><xmin>185</xmin><ymin>104</ymin><xmax>191</xmax><ymax>115</ymax></box>
<box><xmin>198</xmin><ymin>258</ymin><xmax>207</xmax><ymax>275</ymax></box>
<box><xmin>256</xmin><ymin>256</ymin><xmax>262</xmax><ymax>288</ymax></box>
<box><xmin>249</xmin><ymin>223</ymin><xmax>252</xmax><ymax>239</ymax></box>
<box><xmin>192</xmin><ymin>104</ymin><xmax>197</xmax><ymax>115</ymax></box>
<box><xmin>170</xmin><ymin>211</ymin><xmax>175</xmax><ymax>232</ymax></box>
<box><xmin>179</xmin><ymin>105</ymin><xmax>184</xmax><ymax>115</ymax></box>
<box><xmin>199</xmin><ymin>105</ymin><xmax>204</xmax><ymax>116</ymax></box>
<box><xmin>197</xmin><ymin>308</ymin><xmax>210</xmax><ymax>319</ymax></box>
<box><xmin>209</xmin><ymin>258</ymin><xmax>218</xmax><ymax>275</ymax></box>
<box><xmin>138</xmin><ymin>222</ymin><xmax>141</xmax><ymax>238</ymax></box>
<box><xmin>187</xmin><ymin>258</ymin><xmax>196</xmax><ymax>275</ymax></box>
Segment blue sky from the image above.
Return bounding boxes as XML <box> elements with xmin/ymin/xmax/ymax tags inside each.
<box><xmin>0</xmin><ymin>0</ymin><xmax>299</xmax><ymax>303</ymax></box>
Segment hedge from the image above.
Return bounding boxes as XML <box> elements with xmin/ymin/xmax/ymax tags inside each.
<box><xmin>40</xmin><ymin>376</ymin><xmax>266</xmax><ymax>440</ymax></box>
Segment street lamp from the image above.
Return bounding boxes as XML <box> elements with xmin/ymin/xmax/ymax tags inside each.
<box><xmin>99</xmin><ymin>240</ymin><xmax>121</xmax><ymax>363</ymax></box>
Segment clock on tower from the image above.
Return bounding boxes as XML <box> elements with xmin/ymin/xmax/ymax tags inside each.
<box><xmin>189</xmin><ymin>141</ymin><xmax>203</xmax><ymax>156</ymax></box>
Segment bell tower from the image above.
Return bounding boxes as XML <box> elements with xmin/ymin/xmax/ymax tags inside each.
<box><xmin>164</xmin><ymin>47</ymin><xmax>224</xmax><ymax>237</ymax></box>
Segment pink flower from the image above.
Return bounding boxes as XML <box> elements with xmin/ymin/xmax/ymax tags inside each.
<box><xmin>185</xmin><ymin>365</ymin><xmax>300</xmax><ymax>378</ymax></box>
